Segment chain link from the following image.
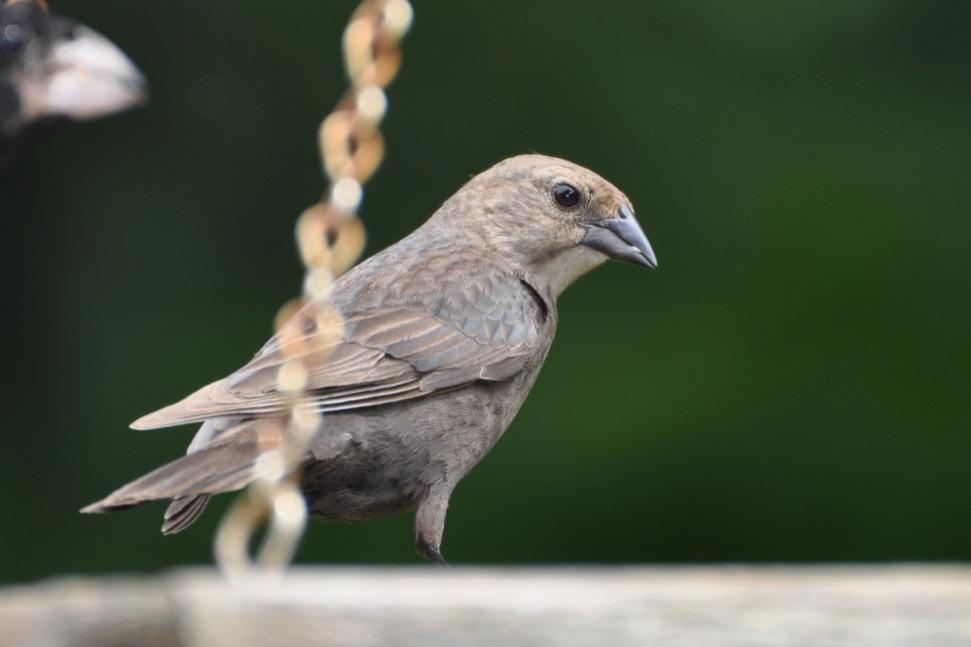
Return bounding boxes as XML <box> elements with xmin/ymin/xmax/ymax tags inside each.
<box><xmin>4</xmin><ymin>0</ymin><xmax>50</xmax><ymax>11</ymax></box>
<box><xmin>214</xmin><ymin>0</ymin><xmax>413</xmax><ymax>579</ymax></box>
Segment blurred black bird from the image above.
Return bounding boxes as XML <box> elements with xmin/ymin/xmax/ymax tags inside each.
<box><xmin>0</xmin><ymin>0</ymin><xmax>145</xmax><ymax>171</ymax></box>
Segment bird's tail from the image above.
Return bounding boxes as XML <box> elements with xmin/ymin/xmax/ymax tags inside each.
<box><xmin>161</xmin><ymin>495</ymin><xmax>211</xmax><ymax>535</ymax></box>
<box><xmin>80</xmin><ymin>421</ymin><xmax>283</xmax><ymax>532</ymax></box>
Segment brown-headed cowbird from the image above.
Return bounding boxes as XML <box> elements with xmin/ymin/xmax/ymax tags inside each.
<box><xmin>1</xmin><ymin>0</ymin><xmax>145</xmax><ymax>171</ymax></box>
<box><xmin>82</xmin><ymin>154</ymin><xmax>657</xmax><ymax>562</ymax></box>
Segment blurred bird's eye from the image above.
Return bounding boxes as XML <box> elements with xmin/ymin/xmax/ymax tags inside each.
<box><xmin>1</xmin><ymin>25</ymin><xmax>26</xmax><ymax>53</ymax></box>
<box><xmin>552</xmin><ymin>183</ymin><xmax>581</xmax><ymax>208</ymax></box>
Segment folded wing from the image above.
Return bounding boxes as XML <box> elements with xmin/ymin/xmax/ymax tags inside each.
<box><xmin>131</xmin><ymin>286</ymin><xmax>543</xmax><ymax>430</ymax></box>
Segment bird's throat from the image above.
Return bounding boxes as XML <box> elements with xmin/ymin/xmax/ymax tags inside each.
<box><xmin>529</xmin><ymin>246</ymin><xmax>608</xmax><ymax>298</ymax></box>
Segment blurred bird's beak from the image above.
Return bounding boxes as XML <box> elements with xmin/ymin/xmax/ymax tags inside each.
<box><xmin>37</xmin><ymin>26</ymin><xmax>146</xmax><ymax>121</ymax></box>
<box><xmin>580</xmin><ymin>205</ymin><xmax>658</xmax><ymax>269</ymax></box>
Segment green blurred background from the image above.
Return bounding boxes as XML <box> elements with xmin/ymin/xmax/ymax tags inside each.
<box><xmin>2</xmin><ymin>0</ymin><xmax>969</xmax><ymax>582</ymax></box>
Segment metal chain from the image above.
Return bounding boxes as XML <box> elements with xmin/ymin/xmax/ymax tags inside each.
<box><xmin>214</xmin><ymin>0</ymin><xmax>413</xmax><ymax>579</ymax></box>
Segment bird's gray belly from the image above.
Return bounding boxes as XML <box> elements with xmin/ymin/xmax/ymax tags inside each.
<box><xmin>299</xmin><ymin>372</ymin><xmax>536</xmax><ymax>523</ymax></box>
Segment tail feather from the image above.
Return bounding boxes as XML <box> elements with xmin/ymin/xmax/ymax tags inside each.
<box><xmin>80</xmin><ymin>439</ymin><xmax>263</xmax><ymax>515</ymax></box>
<box><xmin>161</xmin><ymin>495</ymin><xmax>211</xmax><ymax>535</ymax></box>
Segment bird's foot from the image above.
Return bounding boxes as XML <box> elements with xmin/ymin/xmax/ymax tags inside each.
<box><xmin>416</xmin><ymin>537</ymin><xmax>449</xmax><ymax>566</ymax></box>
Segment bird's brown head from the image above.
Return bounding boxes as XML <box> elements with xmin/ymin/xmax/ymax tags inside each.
<box><xmin>434</xmin><ymin>154</ymin><xmax>657</xmax><ymax>296</ymax></box>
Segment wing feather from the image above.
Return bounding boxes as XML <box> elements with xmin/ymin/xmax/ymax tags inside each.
<box><xmin>132</xmin><ymin>279</ymin><xmax>544</xmax><ymax>430</ymax></box>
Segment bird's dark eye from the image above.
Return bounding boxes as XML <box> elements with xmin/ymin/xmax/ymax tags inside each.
<box><xmin>1</xmin><ymin>25</ymin><xmax>26</xmax><ymax>53</ymax></box>
<box><xmin>552</xmin><ymin>183</ymin><xmax>581</xmax><ymax>208</ymax></box>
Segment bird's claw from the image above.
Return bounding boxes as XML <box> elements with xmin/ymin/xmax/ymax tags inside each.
<box><xmin>416</xmin><ymin>537</ymin><xmax>449</xmax><ymax>566</ymax></box>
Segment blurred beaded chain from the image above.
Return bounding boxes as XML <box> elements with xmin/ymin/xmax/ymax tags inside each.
<box><xmin>5</xmin><ymin>0</ymin><xmax>48</xmax><ymax>11</ymax></box>
<box><xmin>214</xmin><ymin>0</ymin><xmax>413</xmax><ymax>579</ymax></box>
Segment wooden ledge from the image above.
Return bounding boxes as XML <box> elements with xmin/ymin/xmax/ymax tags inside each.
<box><xmin>2</xmin><ymin>565</ymin><xmax>970</xmax><ymax>646</ymax></box>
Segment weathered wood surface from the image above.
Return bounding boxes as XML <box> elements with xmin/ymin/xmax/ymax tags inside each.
<box><xmin>2</xmin><ymin>565</ymin><xmax>970</xmax><ymax>647</ymax></box>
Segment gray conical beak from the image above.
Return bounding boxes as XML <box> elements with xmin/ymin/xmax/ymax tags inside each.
<box><xmin>580</xmin><ymin>205</ymin><xmax>658</xmax><ymax>269</ymax></box>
